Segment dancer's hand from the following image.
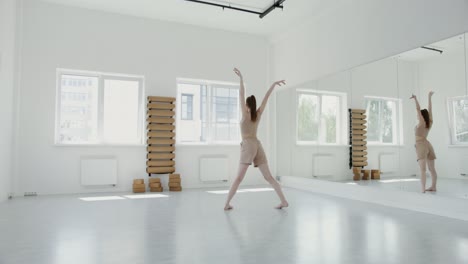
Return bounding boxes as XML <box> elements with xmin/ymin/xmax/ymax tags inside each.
<box><xmin>429</xmin><ymin>91</ymin><xmax>435</xmax><ymax>97</ymax></box>
<box><xmin>233</xmin><ymin>68</ymin><xmax>243</xmax><ymax>79</ymax></box>
<box><xmin>272</xmin><ymin>80</ymin><xmax>286</xmax><ymax>88</ymax></box>
<box><xmin>410</xmin><ymin>94</ymin><xmax>416</xmax><ymax>99</ymax></box>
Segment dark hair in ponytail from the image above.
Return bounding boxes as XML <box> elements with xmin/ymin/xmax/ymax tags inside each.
<box><xmin>246</xmin><ymin>95</ymin><xmax>257</xmax><ymax>122</ymax></box>
<box><xmin>421</xmin><ymin>109</ymin><xmax>430</xmax><ymax>128</ymax></box>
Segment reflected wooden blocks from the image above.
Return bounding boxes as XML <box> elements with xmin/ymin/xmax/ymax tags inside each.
<box><xmin>361</xmin><ymin>170</ymin><xmax>370</xmax><ymax>180</ymax></box>
<box><xmin>371</xmin><ymin>170</ymin><xmax>381</xmax><ymax>180</ymax></box>
<box><xmin>133</xmin><ymin>179</ymin><xmax>146</xmax><ymax>193</ymax></box>
<box><xmin>149</xmin><ymin>178</ymin><xmax>163</xmax><ymax>192</ymax></box>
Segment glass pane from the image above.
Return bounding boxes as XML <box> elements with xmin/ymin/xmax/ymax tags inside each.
<box><xmin>214</xmin><ymin>123</ymin><xmax>229</xmax><ymax>141</ymax></box>
<box><xmin>366</xmin><ymin>99</ymin><xmax>381</xmax><ymax>142</ymax></box>
<box><xmin>382</xmin><ymin>100</ymin><xmax>395</xmax><ymax>143</ymax></box>
<box><xmin>215</xmin><ymin>87</ymin><xmax>230</xmax><ymax>97</ymax></box>
<box><xmin>58</xmin><ymin>75</ymin><xmax>99</xmax><ymax>144</ymax></box>
<box><xmin>453</xmin><ymin>98</ymin><xmax>468</xmax><ymax>142</ymax></box>
<box><xmin>321</xmin><ymin>95</ymin><xmax>338</xmax><ymax>143</ymax></box>
<box><xmin>103</xmin><ymin>79</ymin><xmax>140</xmax><ymax>144</ymax></box>
<box><xmin>297</xmin><ymin>94</ymin><xmax>319</xmax><ymax>141</ymax></box>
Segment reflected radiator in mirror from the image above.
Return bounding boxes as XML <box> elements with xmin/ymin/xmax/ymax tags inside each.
<box><xmin>379</xmin><ymin>153</ymin><xmax>397</xmax><ymax>175</ymax></box>
<box><xmin>312</xmin><ymin>154</ymin><xmax>335</xmax><ymax>180</ymax></box>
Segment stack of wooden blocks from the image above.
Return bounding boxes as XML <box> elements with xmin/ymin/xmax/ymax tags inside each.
<box><xmin>168</xmin><ymin>174</ymin><xmax>182</xmax><ymax>192</ymax></box>
<box><xmin>371</xmin><ymin>169</ymin><xmax>381</xmax><ymax>180</ymax></box>
<box><xmin>349</xmin><ymin>109</ymin><xmax>368</xmax><ymax>181</ymax></box>
<box><xmin>146</xmin><ymin>96</ymin><xmax>176</xmax><ymax>175</ymax></box>
<box><xmin>149</xmin><ymin>178</ymin><xmax>163</xmax><ymax>192</ymax></box>
<box><xmin>133</xmin><ymin>179</ymin><xmax>146</xmax><ymax>193</ymax></box>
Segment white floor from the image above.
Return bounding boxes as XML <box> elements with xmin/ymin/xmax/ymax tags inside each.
<box><xmin>1</xmin><ymin>187</ymin><xmax>468</xmax><ymax>264</ymax></box>
<box><xmin>341</xmin><ymin>177</ymin><xmax>468</xmax><ymax>199</ymax></box>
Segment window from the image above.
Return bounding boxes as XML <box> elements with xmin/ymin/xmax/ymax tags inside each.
<box><xmin>296</xmin><ymin>90</ymin><xmax>347</xmax><ymax>145</ymax></box>
<box><xmin>448</xmin><ymin>96</ymin><xmax>468</xmax><ymax>145</ymax></box>
<box><xmin>177</xmin><ymin>79</ymin><xmax>240</xmax><ymax>144</ymax></box>
<box><xmin>364</xmin><ymin>96</ymin><xmax>402</xmax><ymax>145</ymax></box>
<box><xmin>181</xmin><ymin>94</ymin><xmax>193</xmax><ymax>120</ymax></box>
<box><xmin>56</xmin><ymin>69</ymin><xmax>144</xmax><ymax>145</ymax></box>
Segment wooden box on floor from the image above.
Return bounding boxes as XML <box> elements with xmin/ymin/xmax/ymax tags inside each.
<box><xmin>361</xmin><ymin>170</ymin><xmax>370</xmax><ymax>180</ymax></box>
<box><xmin>371</xmin><ymin>169</ymin><xmax>381</xmax><ymax>180</ymax></box>
<box><xmin>168</xmin><ymin>173</ymin><xmax>182</xmax><ymax>191</ymax></box>
<box><xmin>148</xmin><ymin>177</ymin><xmax>163</xmax><ymax>192</ymax></box>
<box><xmin>133</xmin><ymin>180</ymin><xmax>146</xmax><ymax>193</ymax></box>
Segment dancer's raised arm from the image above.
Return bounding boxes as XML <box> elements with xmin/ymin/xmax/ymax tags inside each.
<box><xmin>233</xmin><ymin>68</ymin><xmax>247</xmax><ymax>114</ymax></box>
<box><xmin>257</xmin><ymin>80</ymin><xmax>286</xmax><ymax>114</ymax></box>
<box><xmin>428</xmin><ymin>91</ymin><xmax>434</xmax><ymax>122</ymax></box>
<box><xmin>410</xmin><ymin>94</ymin><xmax>424</xmax><ymax>125</ymax></box>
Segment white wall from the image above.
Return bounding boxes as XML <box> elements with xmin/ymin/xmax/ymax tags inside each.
<box><xmin>270</xmin><ymin>0</ymin><xmax>468</xmax><ymax>87</ymax></box>
<box><xmin>15</xmin><ymin>0</ymin><xmax>269</xmax><ymax>195</ymax></box>
<box><xmin>0</xmin><ymin>0</ymin><xmax>17</xmax><ymax>202</ymax></box>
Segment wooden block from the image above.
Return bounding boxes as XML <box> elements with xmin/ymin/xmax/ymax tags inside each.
<box><xmin>147</xmin><ymin>139</ymin><xmax>176</xmax><ymax>145</ymax></box>
<box><xmin>147</xmin><ymin>118</ymin><xmax>175</xmax><ymax>124</ymax></box>
<box><xmin>371</xmin><ymin>170</ymin><xmax>381</xmax><ymax>180</ymax></box>
<box><xmin>169</xmin><ymin>178</ymin><xmax>181</xmax><ymax>183</ymax></box>
<box><xmin>351</xmin><ymin>135</ymin><xmax>367</xmax><ymax>140</ymax></box>
<box><xmin>147</xmin><ymin>124</ymin><xmax>175</xmax><ymax>131</ymax></box>
<box><xmin>148</xmin><ymin>103</ymin><xmax>175</xmax><ymax>110</ymax></box>
<box><xmin>351</xmin><ymin>113</ymin><xmax>367</xmax><ymax>119</ymax></box>
<box><xmin>352</xmin><ymin>151</ymin><xmax>368</xmax><ymax>156</ymax></box>
<box><xmin>148</xmin><ymin>153</ymin><xmax>175</xmax><ymax>160</ymax></box>
<box><xmin>147</xmin><ymin>160</ymin><xmax>176</xmax><ymax>167</ymax></box>
<box><xmin>353</xmin><ymin>161</ymin><xmax>368</xmax><ymax>167</ymax></box>
<box><xmin>148</xmin><ymin>96</ymin><xmax>176</xmax><ymax>103</ymax></box>
<box><xmin>149</xmin><ymin>182</ymin><xmax>162</xmax><ymax>188</ymax></box>
<box><xmin>149</xmin><ymin>178</ymin><xmax>161</xmax><ymax>183</ymax></box>
<box><xmin>147</xmin><ymin>146</ymin><xmax>176</xmax><ymax>153</ymax></box>
<box><xmin>150</xmin><ymin>187</ymin><xmax>163</xmax><ymax>192</ymax></box>
<box><xmin>351</xmin><ymin>130</ymin><xmax>366</xmax><ymax>135</ymax></box>
<box><xmin>133</xmin><ymin>188</ymin><xmax>146</xmax><ymax>193</ymax></box>
<box><xmin>350</xmin><ymin>109</ymin><xmax>366</xmax><ymax>114</ymax></box>
<box><xmin>133</xmin><ymin>179</ymin><xmax>144</xmax><ymax>184</ymax></box>
<box><xmin>169</xmin><ymin>186</ymin><xmax>182</xmax><ymax>192</ymax></box>
<box><xmin>169</xmin><ymin>174</ymin><xmax>180</xmax><ymax>179</ymax></box>
<box><xmin>352</xmin><ymin>146</ymin><xmax>367</xmax><ymax>151</ymax></box>
<box><xmin>351</xmin><ymin>119</ymin><xmax>366</xmax><ymax>124</ymax></box>
<box><xmin>133</xmin><ymin>183</ymin><xmax>145</xmax><ymax>188</ymax></box>
<box><xmin>362</xmin><ymin>170</ymin><xmax>370</xmax><ymax>180</ymax></box>
<box><xmin>352</xmin><ymin>167</ymin><xmax>361</xmax><ymax>173</ymax></box>
<box><xmin>353</xmin><ymin>174</ymin><xmax>361</xmax><ymax>181</ymax></box>
<box><xmin>147</xmin><ymin>167</ymin><xmax>176</xmax><ymax>174</ymax></box>
<box><xmin>147</xmin><ymin>110</ymin><xmax>175</xmax><ymax>117</ymax></box>
<box><xmin>351</xmin><ymin>141</ymin><xmax>367</xmax><ymax>146</ymax></box>
<box><xmin>169</xmin><ymin>182</ymin><xmax>181</xmax><ymax>187</ymax></box>
<box><xmin>148</xmin><ymin>131</ymin><xmax>175</xmax><ymax>138</ymax></box>
<box><xmin>352</xmin><ymin>157</ymin><xmax>367</xmax><ymax>162</ymax></box>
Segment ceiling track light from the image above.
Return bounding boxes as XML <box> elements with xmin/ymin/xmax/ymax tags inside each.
<box><xmin>184</xmin><ymin>0</ymin><xmax>286</xmax><ymax>19</ymax></box>
<box><xmin>421</xmin><ymin>46</ymin><xmax>443</xmax><ymax>54</ymax></box>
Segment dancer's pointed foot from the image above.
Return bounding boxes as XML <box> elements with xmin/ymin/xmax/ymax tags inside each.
<box><xmin>275</xmin><ymin>202</ymin><xmax>289</xmax><ymax>209</ymax></box>
<box><xmin>224</xmin><ymin>204</ymin><xmax>233</xmax><ymax>211</ymax></box>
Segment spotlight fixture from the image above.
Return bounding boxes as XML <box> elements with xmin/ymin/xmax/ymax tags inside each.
<box><xmin>421</xmin><ymin>46</ymin><xmax>443</xmax><ymax>54</ymax></box>
<box><xmin>184</xmin><ymin>0</ymin><xmax>286</xmax><ymax>19</ymax></box>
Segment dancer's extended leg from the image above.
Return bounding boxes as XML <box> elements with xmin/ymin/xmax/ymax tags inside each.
<box><xmin>258</xmin><ymin>163</ymin><xmax>288</xmax><ymax>209</ymax></box>
<box><xmin>224</xmin><ymin>163</ymin><xmax>249</xmax><ymax>210</ymax></box>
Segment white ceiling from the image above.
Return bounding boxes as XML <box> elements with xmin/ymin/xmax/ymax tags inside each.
<box><xmin>397</xmin><ymin>34</ymin><xmax>465</xmax><ymax>62</ymax></box>
<box><xmin>39</xmin><ymin>0</ymin><xmax>345</xmax><ymax>37</ymax></box>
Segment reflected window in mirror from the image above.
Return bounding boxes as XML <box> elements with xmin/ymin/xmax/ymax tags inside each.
<box><xmin>448</xmin><ymin>96</ymin><xmax>468</xmax><ymax>145</ymax></box>
<box><xmin>365</xmin><ymin>96</ymin><xmax>403</xmax><ymax>145</ymax></box>
<box><xmin>296</xmin><ymin>89</ymin><xmax>347</xmax><ymax>145</ymax></box>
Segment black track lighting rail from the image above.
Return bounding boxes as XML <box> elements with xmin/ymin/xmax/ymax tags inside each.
<box><xmin>184</xmin><ymin>0</ymin><xmax>286</xmax><ymax>18</ymax></box>
<box><xmin>421</xmin><ymin>46</ymin><xmax>443</xmax><ymax>54</ymax></box>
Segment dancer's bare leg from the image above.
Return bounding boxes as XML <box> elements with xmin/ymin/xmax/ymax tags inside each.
<box><xmin>418</xmin><ymin>159</ymin><xmax>427</xmax><ymax>193</ymax></box>
<box><xmin>427</xmin><ymin>159</ymin><xmax>437</xmax><ymax>192</ymax></box>
<box><xmin>258</xmin><ymin>163</ymin><xmax>289</xmax><ymax>209</ymax></box>
<box><xmin>224</xmin><ymin>163</ymin><xmax>250</xmax><ymax>210</ymax></box>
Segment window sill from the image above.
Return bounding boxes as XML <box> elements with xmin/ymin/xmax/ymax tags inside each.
<box><xmin>448</xmin><ymin>144</ymin><xmax>468</xmax><ymax>148</ymax></box>
<box><xmin>54</xmin><ymin>144</ymin><xmax>145</xmax><ymax>147</ymax></box>
<box><xmin>176</xmin><ymin>143</ymin><xmax>240</xmax><ymax>147</ymax></box>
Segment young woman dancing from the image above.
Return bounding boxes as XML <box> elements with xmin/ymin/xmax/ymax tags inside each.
<box><xmin>224</xmin><ymin>68</ymin><xmax>289</xmax><ymax>210</ymax></box>
<box><xmin>410</xmin><ymin>91</ymin><xmax>438</xmax><ymax>193</ymax></box>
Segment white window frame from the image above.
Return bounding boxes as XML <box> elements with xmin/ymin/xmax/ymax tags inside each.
<box><xmin>181</xmin><ymin>93</ymin><xmax>194</xmax><ymax>120</ymax></box>
<box><xmin>364</xmin><ymin>95</ymin><xmax>403</xmax><ymax>146</ymax></box>
<box><xmin>55</xmin><ymin>69</ymin><xmax>145</xmax><ymax>146</ymax></box>
<box><xmin>447</xmin><ymin>95</ymin><xmax>468</xmax><ymax>146</ymax></box>
<box><xmin>176</xmin><ymin>78</ymin><xmax>240</xmax><ymax>146</ymax></box>
<box><xmin>295</xmin><ymin>89</ymin><xmax>348</xmax><ymax>146</ymax></box>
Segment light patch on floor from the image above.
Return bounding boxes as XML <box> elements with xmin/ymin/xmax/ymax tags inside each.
<box><xmin>79</xmin><ymin>196</ymin><xmax>125</xmax><ymax>201</ymax></box>
<box><xmin>207</xmin><ymin>187</ymin><xmax>274</xmax><ymax>194</ymax></box>
<box><xmin>379</xmin><ymin>179</ymin><xmax>420</xmax><ymax>183</ymax></box>
<box><xmin>124</xmin><ymin>194</ymin><xmax>169</xmax><ymax>199</ymax></box>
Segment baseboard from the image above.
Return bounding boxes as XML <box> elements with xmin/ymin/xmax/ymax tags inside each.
<box><xmin>280</xmin><ymin>176</ymin><xmax>468</xmax><ymax>221</ymax></box>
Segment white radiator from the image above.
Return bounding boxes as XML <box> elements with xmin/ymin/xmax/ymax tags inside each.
<box><xmin>313</xmin><ymin>155</ymin><xmax>334</xmax><ymax>178</ymax></box>
<box><xmin>379</xmin><ymin>153</ymin><xmax>397</xmax><ymax>174</ymax></box>
<box><xmin>80</xmin><ymin>157</ymin><xmax>117</xmax><ymax>186</ymax></box>
<box><xmin>200</xmin><ymin>156</ymin><xmax>228</xmax><ymax>182</ymax></box>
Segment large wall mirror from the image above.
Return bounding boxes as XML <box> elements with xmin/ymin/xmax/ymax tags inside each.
<box><xmin>276</xmin><ymin>32</ymin><xmax>468</xmax><ymax>200</ymax></box>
